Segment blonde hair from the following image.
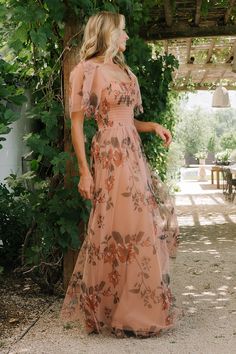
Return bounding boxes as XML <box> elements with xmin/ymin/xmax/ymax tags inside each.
<box><xmin>79</xmin><ymin>11</ymin><xmax>129</xmax><ymax>71</ymax></box>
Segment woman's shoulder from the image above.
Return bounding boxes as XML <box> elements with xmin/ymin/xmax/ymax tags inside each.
<box><xmin>70</xmin><ymin>61</ymin><xmax>84</xmax><ymax>78</ymax></box>
<box><xmin>70</xmin><ymin>59</ymin><xmax>101</xmax><ymax>78</ymax></box>
<box><xmin>74</xmin><ymin>59</ymin><xmax>105</xmax><ymax>73</ymax></box>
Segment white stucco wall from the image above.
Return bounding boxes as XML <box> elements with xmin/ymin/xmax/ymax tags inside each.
<box><xmin>0</xmin><ymin>92</ymin><xmax>32</xmax><ymax>184</ymax></box>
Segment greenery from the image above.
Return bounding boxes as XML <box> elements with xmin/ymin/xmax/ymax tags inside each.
<box><xmin>220</xmin><ymin>132</ymin><xmax>236</xmax><ymax>150</ymax></box>
<box><xmin>0</xmin><ymin>0</ymin><xmax>180</xmax><ymax>289</ymax></box>
<box><xmin>215</xmin><ymin>149</ymin><xmax>232</xmax><ymax>163</ymax></box>
<box><xmin>0</xmin><ymin>59</ymin><xmax>27</xmax><ymax>148</ymax></box>
<box><xmin>0</xmin><ymin>182</ymin><xmax>29</xmax><ymax>269</ymax></box>
<box><xmin>194</xmin><ymin>150</ymin><xmax>208</xmax><ymax>160</ymax></box>
<box><xmin>175</xmin><ymin>106</ymin><xmax>215</xmax><ymax>156</ymax></box>
<box><xmin>200</xmin><ymin>0</ymin><xmax>233</xmax><ymax>17</ymax></box>
<box><xmin>173</xmin><ymin>100</ymin><xmax>236</xmax><ymax>165</ymax></box>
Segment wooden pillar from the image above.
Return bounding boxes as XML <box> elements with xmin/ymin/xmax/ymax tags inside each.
<box><xmin>63</xmin><ymin>12</ymin><xmax>82</xmax><ymax>289</ymax></box>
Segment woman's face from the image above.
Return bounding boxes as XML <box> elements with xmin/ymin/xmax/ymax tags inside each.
<box><xmin>117</xmin><ymin>20</ymin><xmax>129</xmax><ymax>52</ymax></box>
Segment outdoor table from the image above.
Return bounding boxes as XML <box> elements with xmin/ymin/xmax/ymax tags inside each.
<box><xmin>211</xmin><ymin>165</ymin><xmax>224</xmax><ymax>189</ymax></box>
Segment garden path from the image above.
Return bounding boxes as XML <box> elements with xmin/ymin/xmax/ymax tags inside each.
<box><xmin>5</xmin><ymin>181</ymin><xmax>236</xmax><ymax>354</ymax></box>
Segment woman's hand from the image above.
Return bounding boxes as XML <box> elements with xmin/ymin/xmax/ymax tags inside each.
<box><xmin>78</xmin><ymin>173</ymin><xmax>94</xmax><ymax>200</ymax></box>
<box><xmin>152</xmin><ymin>123</ymin><xmax>172</xmax><ymax>148</ymax></box>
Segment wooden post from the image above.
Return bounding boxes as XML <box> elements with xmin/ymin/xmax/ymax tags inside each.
<box><xmin>63</xmin><ymin>12</ymin><xmax>82</xmax><ymax>289</ymax></box>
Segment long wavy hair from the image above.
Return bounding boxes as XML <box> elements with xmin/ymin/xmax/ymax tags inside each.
<box><xmin>79</xmin><ymin>11</ymin><xmax>129</xmax><ymax>71</ymax></box>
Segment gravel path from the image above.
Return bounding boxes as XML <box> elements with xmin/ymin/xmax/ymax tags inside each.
<box><xmin>5</xmin><ymin>181</ymin><xmax>236</xmax><ymax>354</ymax></box>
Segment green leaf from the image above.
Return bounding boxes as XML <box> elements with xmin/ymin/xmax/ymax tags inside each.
<box><xmin>8</xmin><ymin>94</ymin><xmax>27</xmax><ymax>105</ymax></box>
<box><xmin>30</xmin><ymin>29</ymin><xmax>48</xmax><ymax>50</ymax></box>
<box><xmin>30</xmin><ymin>160</ymin><xmax>39</xmax><ymax>171</ymax></box>
<box><xmin>0</xmin><ymin>123</ymin><xmax>11</xmax><ymax>135</ymax></box>
<box><xmin>4</xmin><ymin>109</ymin><xmax>18</xmax><ymax>123</ymax></box>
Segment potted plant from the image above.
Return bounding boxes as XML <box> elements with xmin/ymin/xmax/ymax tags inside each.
<box><xmin>194</xmin><ymin>150</ymin><xmax>208</xmax><ymax>181</ymax></box>
<box><xmin>194</xmin><ymin>150</ymin><xmax>208</xmax><ymax>165</ymax></box>
<box><xmin>215</xmin><ymin>149</ymin><xmax>232</xmax><ymax>166</ymax></box>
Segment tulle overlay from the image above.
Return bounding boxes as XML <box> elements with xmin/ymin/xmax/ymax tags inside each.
<box><xmin>60</xmin><ymin>59</ymin><xmax>180</xmax><ymax>338</ymax></box>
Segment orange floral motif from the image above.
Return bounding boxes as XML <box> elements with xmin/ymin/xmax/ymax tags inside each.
<box><xmin>91</xmin><ymin>142</ymin><xmax>100</xmax><ymax>159</ymax></box>
<box><xmin>126</xmin><ymin>243</ymin><xmax>136</xmax><ymax>263</ymax></box>
<box><xmin>108</xmin><ymin>269</ymin><xmax>120</xmax><ymax>288</ymax></box>
<box><xmin>117</xmin><ymin>243</ymin><xmax>129</xmax><ymax>263</ymax></box>
<box><xmin>105</xmin><ymin>175</ymin><xmax>115</xmax><ymax>192</ymax></box>
<box><xmin>101</xmin><ymin>97</ymin><xmax>110</xmax><ymax>115</ymax></box>
<box><xmin>113</xmin><ymin>149</ymin><xmax>123</xmax><ymax>167</ymax></box>
<box><xmin>83</xmin><ymin>292</ymin><xmax>99</xmax><ymax>312</ymax></box>
<box><xmin>103</xmin><ymin>243</ymin><xmax>117</xmax><ymax>263</ymax></box>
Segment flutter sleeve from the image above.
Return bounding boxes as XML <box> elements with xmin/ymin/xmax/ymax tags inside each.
<box><xmin>69</xmin><ymin>61</ymin><xmax>105</xmax><ymax>119</ymax></box>
<box><xmin>134</xmin><ymin>75</ymin><xmax>144</xmax><ymax>117</ymax></box>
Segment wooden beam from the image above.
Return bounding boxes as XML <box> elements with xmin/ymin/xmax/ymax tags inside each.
<box><xmin>224</xmin><ymin>0</ymin><xmax>236</xmax><ymax>24</ymax></box>
<box><xmin>178</xmin><ymin>63</ymin><xmax>235</xmax><ymax>70</ymax></box>
<box><xmin>173</xmin><ymin>85</ymin><xmax>236</xmax><ymax>91</ymax></box>
<box><xmin>206</xmin><ymin>39</ymin><xmax>216</xmax><ymax>63</ymax></box>
<box><xmin>195</xmin><ymin>0</ymin><xmax>202</xmax><ymax>26</ymax></box>
<box><xmin>186</xmin><ymin>38</ymin><xmax>192</xmax><ymax>63</ymax></box>
<box><xmin>163</xmin><ymin>43</ymin><xmax>236</xmax><ymax>51</ymax></box>
<box><xmin>164</xmin><ymin>0</ymin><xmax>173</xmax><ymax>27</ymax></box>
<box><xmin>141</xmin><ymin>24</ymin><xmax>236</xmax><ymax>40</ymax></box>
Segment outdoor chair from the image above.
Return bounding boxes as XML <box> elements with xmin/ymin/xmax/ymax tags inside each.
<box><xmin>222</xmin><ymin>168</ymin><xmax>236</xmax><ymax>202</ymax></box>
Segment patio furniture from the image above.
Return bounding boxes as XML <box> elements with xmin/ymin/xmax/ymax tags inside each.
<box><xmin>211</xmin><ymin>166</ymin><xmax>224</xmax><ymax>189</ymax></box>
<box><xmin>222</xmin><ymin>167</ymin><xmax>236</xmax><ymax>202</ymax></box>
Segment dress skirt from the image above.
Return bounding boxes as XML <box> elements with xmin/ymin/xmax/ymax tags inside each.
<box><xmin>60</xmin><ymin>117</ymin><xmax>180</xmax><ymax>338</ymax></box>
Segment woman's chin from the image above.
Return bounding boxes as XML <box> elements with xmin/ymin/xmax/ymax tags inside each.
<box><xmin>118</xmin><ymin>46</ymin><xmax>126</xmax><ymax>52</ymax></box>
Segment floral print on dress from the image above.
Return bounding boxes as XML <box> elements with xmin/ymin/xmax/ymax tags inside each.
<box><xmin>61</xmin><ymin>59</ymin><xmax>181</xmax><ymax>338</ymax></box>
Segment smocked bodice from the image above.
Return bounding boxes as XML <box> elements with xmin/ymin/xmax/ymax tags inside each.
<box><xmin>69</xmin><ymin>59</ymin><xmax>143</xmax><ymax>130</ymax></box>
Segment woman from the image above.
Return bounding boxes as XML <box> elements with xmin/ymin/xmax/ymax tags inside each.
<box><xmin>60</xmin><ymin>11</ymin><xmax>181</xmax><ymax>338</ymax></box>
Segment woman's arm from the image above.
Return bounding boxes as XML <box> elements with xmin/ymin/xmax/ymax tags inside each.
<box><xmin>134</xmin><ymin>118</ymin><xmax>172</xmax><ymax>147</ymax></box>
<box><xmin>71</xmin><ymin>111</ymin><xmax>94</xmax><ymax>199</ymax></box>
<box><xmin>134</xmin><ymin>119</ymin><xmax>155</xmax><ymax>133</ymax></box>
<box><xmin>71</xmin><ymin>111</ymin><xmax>90</xmax><ymax>176</ymax></box>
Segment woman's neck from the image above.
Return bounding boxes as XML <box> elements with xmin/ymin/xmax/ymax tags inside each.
<box><xmin>92</xmin><ymin>55</ymin><xmax>114</xmax><ymax>64</ymax></box>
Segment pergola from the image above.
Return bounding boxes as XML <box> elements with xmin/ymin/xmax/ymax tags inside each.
<box><xmin>140</xmin><ymin>1</ymin><xmax>236</xmax><ymax>90</ymax></box>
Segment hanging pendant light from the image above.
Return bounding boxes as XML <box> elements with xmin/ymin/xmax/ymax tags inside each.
<box><xmin>212</xmin><ymin>84</ymin><xmax>231</xmax><ymax>108</ymax></box>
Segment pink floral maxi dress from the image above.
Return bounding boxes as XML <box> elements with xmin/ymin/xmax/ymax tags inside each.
<box><xmin>60</xmin><ymin>59</ymin><xmax>180</xmax><ymax>337</ymax></box>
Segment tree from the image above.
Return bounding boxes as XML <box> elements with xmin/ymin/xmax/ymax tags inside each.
<box><xmin>213</xmin><ymin>108</ymin><xmax>236</xmax><ymax>136</ymax></box>
<box><xmin>220</xmin><ymin>132</ymin><xmax>236</xmax><ymax>150</ymax></box>
<box><xmin>175</xmin><ymin>107</ymin><xmax>215</xmax><ymax>156</ymax></box>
